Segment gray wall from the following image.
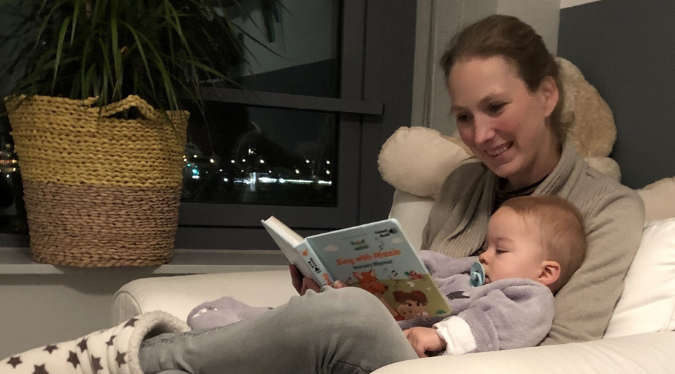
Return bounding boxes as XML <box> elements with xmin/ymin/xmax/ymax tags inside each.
<box><xmin>0</xmin><ymin>275</ymin><xmax>142</xmax><ymax>359</ymax></box>
<box><xmin>558</xmin><ymin>0</ymin><xmax>675</xmax><ymax>188</ymax></box>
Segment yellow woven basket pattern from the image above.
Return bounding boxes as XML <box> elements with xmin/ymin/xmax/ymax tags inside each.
<box><xmin>6</xmin><ymin>95</ymin><xmax>187</xmax><ymax>187</ymax></box>
<box><xmin>5</xmin><ymin>95</ymin><xmax>188</xmax><ymax>267</ymax></box>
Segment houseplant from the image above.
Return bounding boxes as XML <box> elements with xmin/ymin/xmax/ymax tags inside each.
<box><xmin>0</xmin><ymin>0</ymin><xmax>274</xmax><ymax>267</ymax></box>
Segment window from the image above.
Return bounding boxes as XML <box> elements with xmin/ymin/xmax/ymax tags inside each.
<box><xmin>0</xmin><ymin>0</ymin><xmax>417</xmax><ymax>250</ymax></box>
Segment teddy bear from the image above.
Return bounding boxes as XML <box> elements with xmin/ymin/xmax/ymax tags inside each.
<box><xmin>377</xmin><ymin>58</ymin><xmax>675</xmax><ymax>222</ymax></box>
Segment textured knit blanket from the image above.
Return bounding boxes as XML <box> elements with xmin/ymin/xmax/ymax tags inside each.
<box><xmin>1</xmin><ymin>311</ymin><xmax>189</xmax><ymax>374</ymax></box>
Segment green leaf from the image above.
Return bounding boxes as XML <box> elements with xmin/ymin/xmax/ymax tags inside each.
<box><xmin>78</xmin><ymin>32</ymin><xmax>95</xmax><ymax>99</ymax></box>
<box><xmin>119</xmin><ymin>20</ymin><xmax>157</xmax><ymax>98</ymax></box>
<box><xmin>98</xmin><ymin>37</ymin><xmax>113</xmax><ymax>106</ymax></box>
<box><xmin>110</xmin><ymin>15</ymin><xmax>123</xmax><ymax>98</ymax></box>
<box><xmin>52</xmin><ymin>16</ymin><xmax>71</xmax><ymax>92</ymax></box>
<box><xmin>82</xmin><ymin>65</ymin><xmax>96</xmax><ymax>100</ymax></box>
<box><xmin>70</xmin><ymin>0</ymin><xmax>80</xmax><ymax>43</ymax></box>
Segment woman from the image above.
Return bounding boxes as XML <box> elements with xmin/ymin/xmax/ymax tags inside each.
<box><xmin>4</xmin><ymin>15</ymin><xmax>643</xmax><ymax>374</ymax></box>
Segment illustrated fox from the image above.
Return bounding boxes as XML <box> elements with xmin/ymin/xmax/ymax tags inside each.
<box><xmin>353</xmin><ymin>270</ymin><xmax>388</xmax><ymax>295</ymax></box>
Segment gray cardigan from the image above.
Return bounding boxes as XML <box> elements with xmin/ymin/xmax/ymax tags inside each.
<box><xmin>421</xmin><ymin>141</ymin><xmax>645</xmax><ymax>344</ymax></box>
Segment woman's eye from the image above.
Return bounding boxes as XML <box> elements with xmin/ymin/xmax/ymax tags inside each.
<box><xmin>487</xmin><ymin>102</ymin><xmax>506</xmax><ymax>115</ymax></box>
<box><xmin>456</xmin><ymin>113</ymin><xmax>472</xmax><ymax>124</ymax></box>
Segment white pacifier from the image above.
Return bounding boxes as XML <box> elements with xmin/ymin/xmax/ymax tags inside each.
<box><xmin>470</xmin><ymin>262</ymin><xmax>485</xmax><ymax>287</ymax></box>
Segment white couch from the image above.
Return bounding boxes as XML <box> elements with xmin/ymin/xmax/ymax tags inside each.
<box><xmin>113</xmin><ymin>183</ymin><xmax>675</xmax><ymax>373</ymax></box>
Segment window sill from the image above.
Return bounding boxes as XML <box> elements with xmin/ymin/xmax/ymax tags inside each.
<box><xmin>0</xmin><ymin>247</ymin><xmax>288</xmax><ymax>275</ymax></box>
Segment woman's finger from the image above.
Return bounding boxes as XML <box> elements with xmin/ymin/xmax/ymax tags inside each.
<box><xmin>289</xmin><ymin>265</ymin><xmax>304</xmax><ymax>294</ymax></box>
<box><xmin>303</xmin><ymin>278</ymin><xmax>322</xmax><ymax>293</ymax></box>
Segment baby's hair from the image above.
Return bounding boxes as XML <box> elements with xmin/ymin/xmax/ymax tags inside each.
<box><xmin>393</xmin><ymin>290</ymin><xmax>428</xmax><ymax>305</ymax></box>
<box><xmin>500</xmin><ymin>195</ymin><xmax>587</xmax><ymax>293</ymax></box>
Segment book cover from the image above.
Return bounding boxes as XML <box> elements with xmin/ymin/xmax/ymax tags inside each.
<box><xmin>262</xmin><ymin>217</ymin><xmax>452</xmax><ymax>321</ymax></box>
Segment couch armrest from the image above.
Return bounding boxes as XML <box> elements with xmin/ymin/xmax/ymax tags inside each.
<box><xmin>374</xmin><ymin>331</ymin><xmax>675</xmax><ymax>374</ymax></box>
<box><xmin>112</xmin><ymin>270</ymin><xmax>297</xmax><ymax>324</ymax></box>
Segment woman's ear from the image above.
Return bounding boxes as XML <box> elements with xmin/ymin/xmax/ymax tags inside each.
<box><xmin>538</xmin><ymin>76</ymin><xmax>559</xmax><ymax>118</ymax></box>
<box><xmin>538</xmin><ymin>260</ymin><xmax>561</xmax><ymax>287</ymax></box>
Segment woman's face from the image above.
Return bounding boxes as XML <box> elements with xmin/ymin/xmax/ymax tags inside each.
<box><xmin>447</xmin><ymin>56</ymin><xmax>560</xmax><ymax>189</ymax></box>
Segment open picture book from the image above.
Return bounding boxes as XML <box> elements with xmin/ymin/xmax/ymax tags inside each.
<box><xmin>262</xmin><ymin>217</ymin><xmax>452</xmax><ymax>321</ymax></box>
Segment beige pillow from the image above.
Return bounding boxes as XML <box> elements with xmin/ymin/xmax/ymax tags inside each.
<box><xmin>378</xmin><ymin>126</ymin><xmax>471</xmax><ymax>198</ymax></box>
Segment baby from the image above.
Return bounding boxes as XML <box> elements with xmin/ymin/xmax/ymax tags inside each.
<box><xmin>404</xmin><ymin>195</ymin><xmax>587</xmax><ymax>357</ymax></box>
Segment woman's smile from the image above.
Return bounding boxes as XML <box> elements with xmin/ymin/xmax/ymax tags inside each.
<box><xmin>485</xmin><ymin>142</ymin><xmax>513</xmax><ymax>158</ymax></box>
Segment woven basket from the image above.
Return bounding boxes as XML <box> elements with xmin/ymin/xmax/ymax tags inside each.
<box><xmin>5</xmin><ymin>95</ymin><xmax>188</xmax><ymax>267</ymax></box>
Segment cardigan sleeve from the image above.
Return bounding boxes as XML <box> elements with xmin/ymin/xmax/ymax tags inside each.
<box><xmin>438</xmin><ymin>281</ymin><xmax>554</xmax><ymax>352</ymax></box>
<box><xmin>540</xmin><ymin>188</ymin><xmax>644</xmax><ymax>345</ymax></box>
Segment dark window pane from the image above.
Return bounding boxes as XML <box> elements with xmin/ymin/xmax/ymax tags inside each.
<box><xmin>181</xmin><ymin>102</ymin><xmax>338</xmax><ymax>207</ymax></box>
<box><xmin>226</xmin><ymin>0</ymin><xmax>341</xmax><ymax>98</ymax></box>
<box><xmin>0</xmin><ymin>118</ymin><xmax>27</xmax><ymax>235</ymax></box>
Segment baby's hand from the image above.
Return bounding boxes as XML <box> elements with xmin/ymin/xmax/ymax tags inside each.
<box><xmin>403</xmin><ymin>327</ymin><xmax>446</xmax><ymax>358</ymax></box>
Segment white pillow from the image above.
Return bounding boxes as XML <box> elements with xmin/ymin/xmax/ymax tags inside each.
<box><xmin>604</xmin><ymin>218</ymin><xmax>675</xmax><ymax>339</ymax></box>
<box><xmin>637</xmin><ymin>177</ymin><xmax>675</xmax><ymax>223</ymax></box>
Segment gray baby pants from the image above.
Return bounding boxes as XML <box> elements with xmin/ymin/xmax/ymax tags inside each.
<box><xmin>139</xmin><ymin>287</ymin><xmax>419</xmax><ymax>374</ymax></box>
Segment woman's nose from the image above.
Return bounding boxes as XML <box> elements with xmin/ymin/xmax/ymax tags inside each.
<box><xmin>473</xmin><ymin>117</ymin><xmax>495</xmax><ymax>145</ymax></box>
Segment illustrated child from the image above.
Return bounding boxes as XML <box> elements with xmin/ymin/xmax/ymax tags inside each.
<box><xmin>393</xmin><ymin>290</ymin><xmax>429</xmax><ymax>321</ymax></box>
<box><xmin>402</xmin><ymin>195</ymin><xmax>588</xmax><ymax>357</ymax></box>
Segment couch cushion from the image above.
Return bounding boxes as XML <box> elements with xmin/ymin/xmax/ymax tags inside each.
<box><xmin>112</xmin><ymin>270</ymin><xmax>297</xmax><ymax>324</ymax></box>
<box><xmin>604</xmin><ymin>218</ymin><xmax>675</xmax><ymax>338</ymax></box>
<box><xmin>373</xmin><ymin>332</ymin><xmax>675</xmax><ymax>374</ymax></box>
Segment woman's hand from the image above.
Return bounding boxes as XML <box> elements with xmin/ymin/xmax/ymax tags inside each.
<box><xmin>289</xmin><ymin>265</ymin><xmax>346</xmax><ymax>295</ymax></box>
<box><xmin>403</xmin><ymin>327</ymin><xmax>446</xmax><ymax>358</ymax></box>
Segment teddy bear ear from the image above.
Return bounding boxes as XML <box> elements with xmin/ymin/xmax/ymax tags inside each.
<box><xmin>585</xmin><ymin>156</ymin><xmax>621</xmax><ymax>182</ymax></box>
<box><xmin>378</xmin><ymin>126</ymin><xmax>472</xmax><ymax>198</ymax></box>
<box><xmin>557</xmin><ymin>57</ymin><xmax>617</xmax><ymax>158</ymax></box>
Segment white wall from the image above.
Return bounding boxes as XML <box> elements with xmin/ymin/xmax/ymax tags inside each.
<box><xmin>561</xmin><ymin>0</ymin><xmax>601</xmax><ymax>8</ymax></box>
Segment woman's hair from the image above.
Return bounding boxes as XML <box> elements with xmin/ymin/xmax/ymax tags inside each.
<box><xmin>440</xmin><ymin>15</ymin><xmax>567</xmax><ymax>146</ymax></box>
<box><xmin>500</xmin><ymin>195</ymin><xmax>587</xmax><ymax>294</ymax></box>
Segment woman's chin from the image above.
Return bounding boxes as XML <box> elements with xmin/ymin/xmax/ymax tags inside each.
<box><xmin>487</xmin><ymin>161</ymin><xmax>519</xmax><ymax>180</ymax></box>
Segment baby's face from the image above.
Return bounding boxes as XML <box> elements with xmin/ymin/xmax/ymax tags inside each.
<box><xmin>478</xmin><ymin>207</ymin><xmax>547</xmax><ymax>285</ymax></box>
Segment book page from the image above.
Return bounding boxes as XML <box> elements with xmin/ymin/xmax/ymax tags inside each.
<box><xmin>305</xmin><ymin>219</ymin><xmax>452</xmax><ymax>320</ymax></box>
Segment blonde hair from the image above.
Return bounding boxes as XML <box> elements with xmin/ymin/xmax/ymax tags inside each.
<box><xmin>500</xmin><ymin>195</ymin><xmax>587</xmax><ymax>293</ymax></box>
<box><xmin>440</xmin><ymin>15</ymin><xmax>567</xmax><ymax>147</ymax></box>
